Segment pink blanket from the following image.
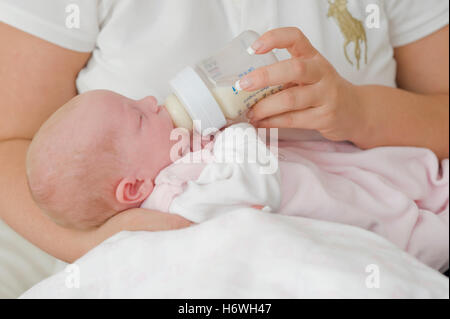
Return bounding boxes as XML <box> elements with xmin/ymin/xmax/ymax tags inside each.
<box><xmin>278</xmin><ymin>141</ymin><xmax>449</xmax><ymax>271</ymax></box>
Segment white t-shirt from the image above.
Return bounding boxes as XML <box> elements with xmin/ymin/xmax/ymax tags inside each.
<box><xmin>0</xmin><ymin>0</ymin><xmax>448</xmax><ymax>102</ymax></box>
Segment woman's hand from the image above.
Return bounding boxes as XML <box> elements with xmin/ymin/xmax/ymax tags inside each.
<box><xmin>90</xmin><ymin>208</ymin><xmax>193</xmax><ymax>249</ymax></box>
<box><xmin>240</xmin><ymin>27</ymin><xmax>364</xmax><ymax>143</ymax></box>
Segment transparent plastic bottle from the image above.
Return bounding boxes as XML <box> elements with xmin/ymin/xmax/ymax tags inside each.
<box><xmin>165</xmin><ymin>30</ymin><xmax>282</xmax><ymax>135</ymax></box>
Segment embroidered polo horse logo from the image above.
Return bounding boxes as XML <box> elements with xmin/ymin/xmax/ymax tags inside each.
<box><xmin>327</xmin><ymin>0</ymin><xmax>368</xmax><ymax>70</ymax></box>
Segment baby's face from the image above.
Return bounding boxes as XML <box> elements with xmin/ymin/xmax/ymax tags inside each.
<box><xmin>77</xmin><ymin>90</ymin><xmax>176</xmax><ymax>176</ymax></box>
<box><xmin>99</xmin><ymin>91</ymin><xmax>174</xmax><ymax>169</ymax></box>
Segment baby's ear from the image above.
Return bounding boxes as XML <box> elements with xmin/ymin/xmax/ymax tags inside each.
<box><xmin>115</xmin><ymin>178</ymin><xmax>154</xmax><ymax>205</ymax></box>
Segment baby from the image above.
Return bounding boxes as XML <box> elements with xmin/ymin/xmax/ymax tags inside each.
<box><xmin>27</xmin><ymin>89</ymin><xmax>276</xmax><ymax>231</ymax></box>
<box><xmin>26</xmin><ymin>90</ymin><xmax>449</xmax><ymax>271</ymax></box>
<box><xmin>26</xmin><ymin>90</ymin><xmax>179</xmax><ymax>230</ymax></box>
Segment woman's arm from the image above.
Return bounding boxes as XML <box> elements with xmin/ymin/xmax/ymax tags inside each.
<box><xmin>241</xmin><ymin>27</ymin><xmax>449</xmax><ymax>160</ymax></box>
<box><xmin>0</xmin><ymin>23</ymin><xmax>91</xmax><ymax>140</ymax></box>
<box><xmin>0</xmin><ymin>22</ymin><xmax>94</xmax><ymax>263</ymax></box>
<box><xmin>354</xmin><ymin>26</ymin><xmax>449</xmax><ymax>159</ymax></box>
<box><xmin>0</xmin><ymin>23</ymin><xmax>191</xmax><ymax>263</ymax></box>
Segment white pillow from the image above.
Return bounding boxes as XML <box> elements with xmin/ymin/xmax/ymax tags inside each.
<box><xmin>0</xmin><ymin>219</ymin><xmax>65</xmax><ymax>298</ymax></box>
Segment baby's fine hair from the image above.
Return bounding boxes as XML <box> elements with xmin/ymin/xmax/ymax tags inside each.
<box><xmin>26</xmin><ymin>109</ymin><xmax>124</xmax><ymax>230</ymax></box>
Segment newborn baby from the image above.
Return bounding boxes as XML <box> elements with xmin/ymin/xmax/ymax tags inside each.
<box><xmin>26</xmin><ymin>89</ymin><xmax>276</xmax><ymax>231</ymax></box>
<box><xmin>26</xmin><ymin>90</ymin><xmax>178</xmax><ymax>230</ymax></box>
<box><xmin>27</xmin><ymin>89</ymin><xmax>448</xmax><ymax>271</ymax></box>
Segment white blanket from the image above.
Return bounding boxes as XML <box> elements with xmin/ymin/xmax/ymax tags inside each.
<box><xmin>21</xmin><ymin>210</ymin><xmax>448</xmax><ymax>298</ymax></box>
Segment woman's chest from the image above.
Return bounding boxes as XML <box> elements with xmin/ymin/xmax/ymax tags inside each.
<box><xmin>77</xmin><ymin>0</ymin><xmax>395</xmax><ymax>101</ymax></box>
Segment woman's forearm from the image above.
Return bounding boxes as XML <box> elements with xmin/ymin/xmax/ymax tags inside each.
<box><xmin>0</xmin><ymin>139</ymin><xmax>93</xmax><ymax>263</ymax></box>
<box><xmin>0</xmin><ymin>139</ymin><xmax>193</xmax><ymax>263</ymax></box>
<box><xmin>353</xmin><ymin>85</ymin><xmax>449</xmax><ymax>160</ymax></box>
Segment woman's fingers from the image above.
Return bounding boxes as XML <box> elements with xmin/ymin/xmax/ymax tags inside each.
<box><xmin>238</xmin><ymin>57</ymin><xmax>323</xmax><ymax>91</ymax></box>
<box><xmin>248</xmin><ymin>85</ymin><xmax>320</xmax><ymax>122</ymax></box>
<box><xmin>251</xmin><ymin>27</ymin><xmax>318</xmax><ymax>58</ymax></box>
<box><xmin>254</xmin><ymin>107</ymin><xmax>322</xmax><ymax>130</ymax></box>
<box><xmin>119</xmin><ymin>208</ymin><xmax>194</xmax><ymax>232</ymax></box>
<box><xmin>147</xmin><ymin>211</ymin><xmax>194</xmax><ymax>231</ymax></box>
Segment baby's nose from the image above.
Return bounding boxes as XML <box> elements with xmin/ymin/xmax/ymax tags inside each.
<box><xmin>140</xmin><ymin>96</ymin><xmax>159</xmax><ymax>113</ymax></box>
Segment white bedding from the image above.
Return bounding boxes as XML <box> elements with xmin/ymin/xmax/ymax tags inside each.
<box><xmin>21</xmin><ymin>209</ymin><xmax>449</xmax><ymax>299</ymax></box>
<box><xmin>0</xmin><ymin>219</ymin><xmax>65</xmax><ymax>298</ymax></box>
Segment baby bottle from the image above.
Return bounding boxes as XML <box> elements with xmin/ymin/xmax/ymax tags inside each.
<box><xmin>165</xmin><ymin>30</ymin><xmax>282</xmax><ymax>135</ymax></box>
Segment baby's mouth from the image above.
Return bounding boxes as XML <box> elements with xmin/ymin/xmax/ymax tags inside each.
<box><xmin>158</xmin><ymin>106</ymin><xmax>175</xmax><ymax>128</ymax></box>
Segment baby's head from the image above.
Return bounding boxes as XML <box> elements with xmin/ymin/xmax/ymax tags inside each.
<box><xmin>26</xmin><ymin>90</ymin><xmax>176</xmax><ymax>230</ymax></box>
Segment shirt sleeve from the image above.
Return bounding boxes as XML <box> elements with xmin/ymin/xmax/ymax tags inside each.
<box><xmin>386</xmin><ymin>0</ymin><xmax>449</xmax><ymax>47</ymax></box>
<box><xmin>0</xmin><ymin>0</ymin><xmax>100</xmax><ymax>52</ymax></box>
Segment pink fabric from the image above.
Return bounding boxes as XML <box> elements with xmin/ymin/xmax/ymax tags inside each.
<box><xmin>142</xmin><ymin>160</ymin><xmax>208</xmax><ymax>213</ymax></box>
<box><xmin>146</xmin><ymin>140</ymin><xmax>449</xmax><ymax>270</ymax></box>
<box><xmin>277</xmin><ymin>141</ymin><xmax>449</xmax><ymax>271</ymax></box>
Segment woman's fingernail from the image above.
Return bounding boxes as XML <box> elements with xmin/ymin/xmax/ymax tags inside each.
<box><xmin>236</xmin><ymin>77</ymin><xmax>252</xmax><ymax>91</ymax></box>
<box><xmin>234</xmin><ymin>80</ymin><xmax>242</xmax><ymax>91</ymax></box>
<box><xmin>250</xmin><ymin>40</ymin><xmax>265</xmax><ymax>54</ymax></box>
<box><xmin>247</xmin><ymin>46</ymin><xmax>256</xmax><ymax>55</ymax></box>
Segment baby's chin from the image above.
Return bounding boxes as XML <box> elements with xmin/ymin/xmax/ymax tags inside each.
<box><xmin>44</xmin><ymin>210</ymin><xmax>76</xmax><ymax>230</ymax></box>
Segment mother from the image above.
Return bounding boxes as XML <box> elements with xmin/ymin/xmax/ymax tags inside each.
<box><xmin>0</xmin><ymin>0</ymin><xmax>448</xmax><ymax>266</ymax></box>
